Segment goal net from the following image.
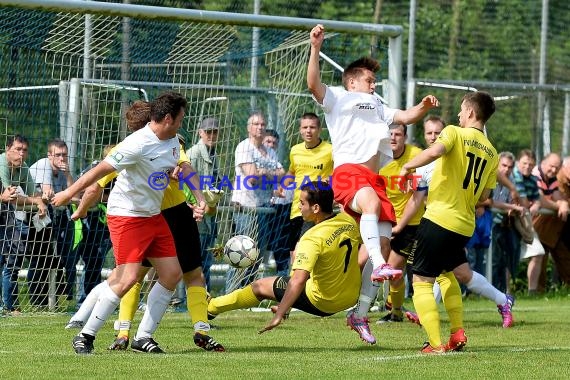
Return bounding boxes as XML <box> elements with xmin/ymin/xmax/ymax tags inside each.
<box><xmin>0</xmin><ymin>3</ymin><xmax>399</xmax><ymax>312</ymax></box>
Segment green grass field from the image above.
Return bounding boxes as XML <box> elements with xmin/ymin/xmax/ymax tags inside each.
<box><xmin>1</xmin><ymin>296</ymin><xmax>570</xmax><ymax>379</ymax></box>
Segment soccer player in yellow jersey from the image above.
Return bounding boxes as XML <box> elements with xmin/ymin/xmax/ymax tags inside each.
<box><xmin>283</xmin><ymin>112</ymin><xmax>333</xmax><ymax>255</ymax></box>
<box><xmin>395</xmin><ymin>116</ymin><xmax>514</xmax><ymax>331</ymax></box>
<box><xmin>64</xmin><ymin>101</ymin><xmax>225</xmax><ymax>352</ymax></box>
<box><xmin>208</xmin><ymin>182</ymin><xmax>362</xmax><ymax>336</ymax></box>
<box><xmin>400</xmin><ymin>91</ymin><xmax>499</xmax><ymax>353</ymax></box>
<box><xmin>376</xmin><ymin>123</ymin><xmax>423</xmax><ymax>324</ymax></box>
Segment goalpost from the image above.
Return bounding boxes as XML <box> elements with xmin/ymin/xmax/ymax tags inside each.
<box><xmin>0</xmin><ymin>0</ymin><xmax>403</xmax><ymax>312</ymax></box>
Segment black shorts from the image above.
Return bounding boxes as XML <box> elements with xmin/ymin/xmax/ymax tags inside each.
<box><xmin>286</xmin><ymin>216</ymin><xmax>315</xmax><ymax>251</ymax></box>
<box><xmin>161</xmin><ymin>202</ymin><xmax>202</xmax><ymax>273</ymax></box>
<box><xmin>272</xmin><ymin>276</ymin><xmax>333</xmax><ymax>317</ymax></box>
<box><xmin>391</xmin><ymin>224</ymin><xmax>418</xmax><ymax>261</ymax></box>
<box><xmin>411</xmin><ymin>218</ymin><xmax>469</xmax><ymax>278</ymax></box>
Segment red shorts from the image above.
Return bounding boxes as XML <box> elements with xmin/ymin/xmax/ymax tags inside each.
<box><xmin>331</xmin><ymin>163</ymin><xmax>396</xmax><ymax>225</ymax></box>
<box><xmin>107</xmin><ymin>214</ymin><xmax>177</xmax><ymax>265</ymax></box>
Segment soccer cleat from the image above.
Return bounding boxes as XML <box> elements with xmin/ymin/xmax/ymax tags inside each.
<box><xmin>346</xmin><ymin>310</ymin><xmax>376</xmax><ymax>344</ymax></box>
<box><xmin>497</xmin><ymin>294</ymin><xmax>515</xmax><ymax>328</ymax></box>
<box><xmin>371</xmin><ymin>264</ymin><xmax>403</xmax><ymax>282</ymax></box>
<box><xmin>445</xmin><ymin>328</ymin><xmax>467</xmax><ymax>352</ymax></box>
<box><xmin>421</xmin><ymin>341</ymin><xmax>446</xmax><ymax>354</ymax></box>
<box><xmin>65</xmin><ymin>320</ymin><xmax>84</xmax><ymax>330</ymax></box>
<box><xmin>108</xmin><ymin>336</ymin><xmax>129</xmax><ymax>350</ymax></box>
<box><xmin>194</xmin><ymin>332</ymin><xmax>226</xmax><ymax>352</ymax></box>
<box><xmin>131</xmin><ymin>337</ymin><xmax>165</xmax><ymax>354</ymax></box>
<box><xmin>72</xmin><ymin>333</ymin><xmax>95</xmax><ymax>354</ymax></box>
<box><xmin>404</xmin><ymin>309</ymin><xmax>422</xmax><ymax>326</ymax></box>
<box><xmin>376</xmin><ymin>312</ymin><xmax>403</xmax><ymax>324</ymax></box>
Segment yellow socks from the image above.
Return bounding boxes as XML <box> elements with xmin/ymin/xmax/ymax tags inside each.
<box><xmin>437</xmin><ymin>272</ymin><xmax>464</xmax><ymax>333</ymax></box>
<box><xmin>207</xmin><ymin>285</ymin><xmax>260</xmax><ymax>316</ymax></box>
<box><xmin>117</xmin><ymin>281</ymin><xmax>141</xmax><ymax>338</ymax></box>
<box><xmin>412</xmin><ymin>281</ymin><xmax>441</xmax><ymax>348</ymax></box>
<box><xmin>186</xmin><ymin>286</ymin><xmax>209</xmax><ymax>334</ymax></box>
<box><xmin>389</xmin><ymin>281</ymin><xmax>406</xmax><ymax>317</ymax></box>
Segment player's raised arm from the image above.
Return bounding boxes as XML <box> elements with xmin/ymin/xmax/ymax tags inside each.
<box><xmin>393</xmin><ymin>95</ymin><xmax>440</xmax><ymax>126</ymax></box>
<box><xmin>307</xmin><ymin>24</ymin><xmax>326</xmax><ymax>104</ymax></box>
<box><xmin>52</xmin><ymin>161</ymin><xmax>115</xmax><ymax>207</ymax></box>
<box><xmin>400</xmin><ymin>143</ymin><xmax>446</xmax><ymax>177</ymax></box>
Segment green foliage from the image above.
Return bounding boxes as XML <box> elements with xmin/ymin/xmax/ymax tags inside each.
<box><xmin>2</xmin><ymin>298</ymin><xmax>570</xmax><ymax>379</ymax></box>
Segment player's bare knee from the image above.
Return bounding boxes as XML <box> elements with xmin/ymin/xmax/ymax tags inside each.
<box><xmin>182</xmin><ymin>268</ymin><xmax>204</xmax><ymax>287</ymax></box>
<box><xmin>453</xmin><ymin>263</ymin><xmax>471</xmax><ymax>284</ymax></box>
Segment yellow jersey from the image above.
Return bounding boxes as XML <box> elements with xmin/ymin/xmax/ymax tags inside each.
<box><xmin>97</xmin><ymin>146</ymin><xmax>190</xmax><ymax>210</ymax></box>
<box><xmin>424</xmin><ymin>125</ymin><xmax>498</xmax><ymax>236</ymax></box>
<box><xmin>379</xmin><ymin>144</ymin><xmax>424</xmax><ymax>225</ymax></box>
<box><xmin>292</xmin><ymin>212</ymin><xmax>362</xmax><ymax>314</ymax></box>
<box><xmin>288</xmin><ymin>140</ymin><xmax>333</xmax><ymax>219</ymax></box>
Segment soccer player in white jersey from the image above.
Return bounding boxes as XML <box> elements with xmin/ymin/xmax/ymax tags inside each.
<box><xmin>307</xmin><ymin>24</ymin><xmax>439</xmax><ymax>344</ymax></box>
<box><xmin>52</xmin><ymin>92</ymin><xmax>202</xmax><ymax>354</ymax></box>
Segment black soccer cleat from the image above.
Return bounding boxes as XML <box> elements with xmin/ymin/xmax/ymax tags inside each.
<box><xmin>194</xmin><ymin>332</ymin><xmax>225</xmax><ymax>352</ymax></box>
<box><xmin>72</xmin><ymin>333</ymin><xmax>95</xmax><ymax>354</ymax></box>
<box><xmin>131</xmin><ymin>337</ymin><xmax>165</xmax><ymax>354</ymax></box>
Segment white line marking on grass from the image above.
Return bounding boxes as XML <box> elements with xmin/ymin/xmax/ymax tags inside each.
<box><xmin>370</xmin><ymin>346</ymin><xmax>570</xmax><ymax>361</ymax></box>
<box><xmin>372</xmin><ymin>352</ymin><xmax>461</xmax><ymax>361</ymax></box>
<box><xmin>510</xmin><ymin>346</ymin><xmax>570</xmax><ymax>352</ymax></box>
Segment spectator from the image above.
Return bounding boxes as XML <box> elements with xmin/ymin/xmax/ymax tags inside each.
<box><xmin>465</xmin><ymin>202</ymin><xmax>493</xmax><ymax>277</ymax></box>
<box><xmin>0</xmin><ymin>135</ymin><xmax>51</xmax><ymax>311</ymax></box>
<box><xmin>263</xmin><ymin>129</ymin><xmax>293</xmax><ymax>276</ymax></box>
<box><xmin>531</xmin><ymin>153</ymin><xmax>570</xmax><ymax>292</ymax></box>
<box><xmin>72</xmin><ymin>144</ymin><xmax>115</xmax><ymax>305</ymax></box>
<box><xmin>186</xmin><ymin>117</ymin><xmax>221</xmax><ymax>291</ymax></box>
<box><xmin>227</xmin><ymin>112</ymin><xmax>284</xmax><ymax>293</ymax></box>
<box><xmin>490</xmin><ymin>151</ymin><xmax>525</xmax><ymax>293</ymax></box>
<box><xmin>29</xmin><ymin>139</ymin><xmax>77</xmax><ymax>301</ymax></box>
<box><xmin>512</xmin><ymin>149</ymin><xmax>542</xmax><ymax>295</ymax></box>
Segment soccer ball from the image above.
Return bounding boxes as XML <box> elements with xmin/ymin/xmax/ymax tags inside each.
<box><xmin>223</xmin><ymin>235</ymin><xmax>260</xmax><ymax>269</ymax></box>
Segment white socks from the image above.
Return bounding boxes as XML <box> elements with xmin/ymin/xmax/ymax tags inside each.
<box><xmin>466</xmin><ymin>271</ymin><xmax>507</xmax><ymax>305</ymax></box>
<box><xmin>71</xmin><ymin>281</ymin><xmax>108</xmax><ymax>323</ymax></box>
<box><xmin>81</xmin><ymin>284</ymin><xmax>121</xmax><ymax>336</ymax></box>
<box><xmin>354</xmin><ymin>259</ymin><xmax>381</xmax><ymax>317</ymax></box>
<box><xmin>135</xmin><ymin>282</ymin><xmax>174</xmax><ymax>340</ymax></box>
<box><xmin>360</xmin><ymin>214</ymin><xmax>386</xmax><ymax>268</ymax></box>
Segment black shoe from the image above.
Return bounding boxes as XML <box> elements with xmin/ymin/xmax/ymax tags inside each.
<box><xmin>131</xmin><ymin>337</ymin><xmax>165</xmax><ymax>353</ymax></box>
<box><xmin>376</xmin><ymin>312</ymin><xmax>403</xmax><ymax>324</ymax></box>
<box><xmin>72</xmin><ymin>333</ymin><xmax>95</xmax><ymax>354</ymax></box>
<box><xmin>207</xmin><ymin>312</ymin><xmax>217</xmax><ymax>321</ymax></box>
<box><xmin>108</xmin><ymin>336</ymin><xmax>129</xmax><ymax>350</ymax></box>
<box><xmin>194</xmin><ymin>332</ymin><xmax>225</xmax><ymax>352</ymax></box>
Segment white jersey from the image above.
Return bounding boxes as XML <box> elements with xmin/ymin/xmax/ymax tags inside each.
<box><xmin>319</xmin><ymin>86</ymin><xmax>397</xmax><ymax>169</ymax></box>
<box><xmin>104</xmin><ymin>125</ymin><xmax>180</xmax><ymax>217</ymax></box>
<box><xmin>29</xmin><ymin>157</ymin><xmax>69</xmax><ymax>193</ymax></box>
<box><xmin>231</xmin><ymin>139</ymin><xmax>283</xmax><ymax>207</ymax></box>
<box><xmin>415</xmin><ymin>160</ymin><xmax>436</xmax><ymax>192</ymax></box>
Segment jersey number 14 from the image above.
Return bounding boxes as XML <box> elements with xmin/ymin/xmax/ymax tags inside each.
<box><xmin>463</xmin><ymin>152</ymin><xmax>487</xmax><ymax>194</ymax></box>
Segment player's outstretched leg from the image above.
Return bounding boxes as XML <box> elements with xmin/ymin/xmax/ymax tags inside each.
<box><xmin>497</xmin><ymin>294</ymin><xmax>515</xmax><ymax>328</ymax></box>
